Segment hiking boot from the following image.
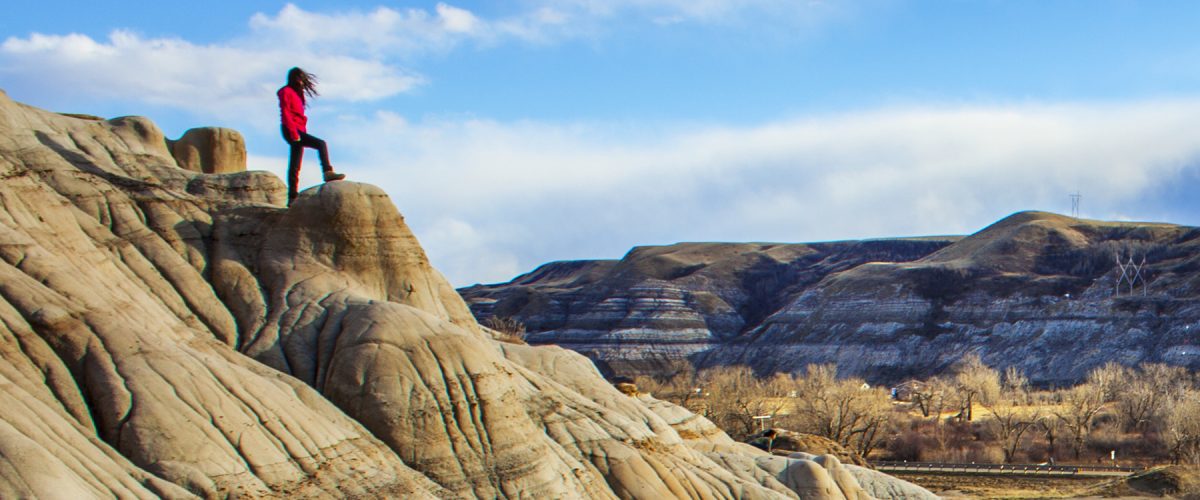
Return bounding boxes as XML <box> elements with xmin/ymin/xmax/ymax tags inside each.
<box><xmin>323</xmin><ymin>170</ymin><xmax>345</xmax><ymax>182</ymax></box>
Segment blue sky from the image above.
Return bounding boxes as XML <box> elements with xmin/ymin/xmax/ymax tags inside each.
<box><xmin>5</xmin><ymin>1</ymin><xmax>1200</xmax><ymax>285</ymax></box>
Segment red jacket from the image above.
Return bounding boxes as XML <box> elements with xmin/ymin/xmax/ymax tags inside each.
<box><xmin>278</xmin><ymin>85</ymin><xmax>307</xmax><ymax>142</ymax></box>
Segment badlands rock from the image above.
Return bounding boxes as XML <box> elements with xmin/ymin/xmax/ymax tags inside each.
<box><xmin>749</xmin><ymin>429</ymin><xmax>868</xmax><ymax>467</ymax></box>
<box><xmin>169</xmin><ymin>126</ymin><xmax>247</xmax><ymax>174</ymax></box>
<box><xmin>462</xmin><ymin>211</ymin><xmax>1200</xmax><ymax>385</ymax></box>
<box><xmin>717</xmin><ymin>211</ymin><xmax>1200</xmax><ymax>385</ymax></box>
<box><xmin>461</xmin><ymin>240</ymin><xmax>952</xmax><ymax>377</ymax></box>
<box><xmin>0</xmin><ymin>88</ymin><xmax>934</xmax><ymax>498</ymax></box>
<box><xmin>0</xmin><ymin>89</ymin><xmax>441</xmax><ymax>498</ymax></box>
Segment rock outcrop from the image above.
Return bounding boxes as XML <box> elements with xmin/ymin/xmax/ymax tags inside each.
<box><xmin>169</xmin><ymin>126</ymin><xmax>247</xmax><ymax>174</ymax></box>
<box><xmin>462</xmin><ymin>213</ymin><xmax>1200</xmax><ymax>385</ymax></box>
<box><xmin>0</xmin><ymin>88</ymin><xmax>933</xmax><ymax>498</ymax></box>
<box><xmin>750</xmin><ymin>429</ymin><xmax>868</xmax><ymax>467</ymax></box>
<box><xmin>0</xmin><ymin>89</ymin><xmax>441</xmax><ymax>498</ymax></box>
<box><xmin>721</xmin><ymin>212</ymin><xmax>1200</xmax><ymax>385</ymax></box>
<box><xmin>460</xmin><ymin>239</ymin><xmax>955</xmax><ymax>377</ymax></box>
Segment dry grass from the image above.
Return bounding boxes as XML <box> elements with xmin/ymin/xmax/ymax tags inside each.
<box><xmin>1089</xmin><ymin>466</ymin><xmax>1200</xmax><ymax>498</ymax></box>
<box><xmin>482</xmin><ymin>316</ymin><xmax>527</xmax><ymax>344</ymax></box>
<box><xmin>894</xmin><ymin>473</ymin><xmax>1118</xmax><ymax>499</ymax></box>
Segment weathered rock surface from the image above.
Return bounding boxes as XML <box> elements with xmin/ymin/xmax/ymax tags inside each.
<box><xmin>460</xmin><ymin>239</ymin><xmax>955</xmax><ymax>377</ymax></box>
<box><xmin>169</xmin><ymin>126</ymin><xmax>247</xmax><ymax>174</ymax></box>
<box><xmin>749</xmin><ymin>429</ymin><xmax>868</xmax><ymax>467</ymax></box>
<box><xmin>722</xmin><ymin>212</ymin><xmax>1200</xmax><ymax>386</ymax></box>
<box><xmin>0</xmin><ymin>88</ymin><xmax>933</xmax><ymax>498</ymax></box>
<box><xmin>0</xmin><ymin>89</ymin><xmax>441</xmax><ymax>498</ymax></box>
<box><xmin>462</xmin><ymin>211</ymin><xmax>1200</xmax><ymax>385</ymax></box>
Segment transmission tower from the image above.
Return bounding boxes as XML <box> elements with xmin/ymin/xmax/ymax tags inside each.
<box><xmin>1069</xmin><ymin>192</ymin><xmax>1081</xmax><ymax>218</ymax></box>
<box><xmin>1114</xmin><ymin>252</ymin><xmax>1148</xmax><ymax>296</ymax></box>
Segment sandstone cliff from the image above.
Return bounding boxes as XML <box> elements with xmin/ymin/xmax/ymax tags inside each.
<box><xmin>0</xmin><ymin>89</ymin><xmax>932</xmax><ymax>499</ymax></box>
<box><xmin>462</xmin><ymin>213</ymin><xmax>1200</xmax><ymax>386</ymax></box>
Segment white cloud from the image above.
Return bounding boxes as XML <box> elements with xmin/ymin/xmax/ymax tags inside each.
<box><xmin>417</xmin><ymin>217</ymin><xmax>523</xmax><ymax>285</ymax></box>
<box><xmin>246</xmin><ymin>3</ymin><xmax>490</xmax><ymax>54</ymax></box>
<box><xmin>326</xmin><ymin>99</ymin><xmax>1200</xmax><ymax>285</ymax></box>
<box><xmin>0</xmin><ymin>28</ymin><xmax>421</xmax><ymax>126</ymax></box>
<box><xmin>525</xmin><ymin>0</ymin><xmax>851</xmax><ymax>29</ymax></box>
<box><xmin>0</xmin><ymin>1</ymin><xmax>845</xmax><ymax>126</ymax></box>
<box><xmin>436</xmin><ymin>4</ymin><xmax>483</xmax><ymax>34</ymax></box>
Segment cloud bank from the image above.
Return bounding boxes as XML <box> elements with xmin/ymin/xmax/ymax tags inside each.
<box><xmin>326</xmin><ymin>100</ymin><xmax>1200</xmax><ymax>285</ymax></box>
<box><xmin>4</xmin><ymin>3</ymin><xmax>1199</xmax><ymax>286</ymax></box>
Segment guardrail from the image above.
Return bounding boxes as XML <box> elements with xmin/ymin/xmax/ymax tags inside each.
<box><xmin>875</xmin><ymin>461</ymin><xmax>1141</xmax><ymax>478</ymax></box>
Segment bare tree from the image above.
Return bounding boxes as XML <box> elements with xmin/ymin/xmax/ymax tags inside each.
<box><xmin>1036</xmin><ymin>415</ymin><xmax>1064</xmax><ymax>463</ymax></box>
<box><xmin>983</xmin><ymin>384</ymin><xmax>1040</xmax><ymax>463</ymax></box>
<box><xmin>1117</xmin><ymin>363</ymin><xmax>1191</xmax><ymax>432</ymax></box>
<box><xmin>1053</xmin><ymin>383</ymin><xmax>1106</xmax><ymax>460</ymax></box>
<box><xmin>1086</xmin><ymin>361</ymin><xmax>1130</xmax><ymax>403</ymax></box>
<box><xmin>1002</xmin><ymin>366</ymin><xmax>1030</xmax><ymax>406</ymax></box>
<box><xmin>909</xmin><ymin>377</ymin><xmax>956</xmax><ymax>420</ymax></box>
<box><xmin>1162</xmin><ymin>389</ymin><xmax>1200</xmax><ymax>464</ymax></box>
<box><xmin>951</xmin><ymin>354</ymin><xmax>1000</xmax><ymax>421</ymax></box>
<box><xmin>791</xmin><ymin>364</ymin><xmax>894</xmax><ymax>456</ymax></box>
<box><xmin>635</xmin><ymin>360</ymin><xmax>704</xmax><ymax>410</ymax></box>
<box><xmin>698</xmin><ymin>366</ymin><xmax>788</xmax><ymax>439</ymax></box>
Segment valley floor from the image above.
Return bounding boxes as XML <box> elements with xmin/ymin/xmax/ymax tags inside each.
<box><xmin>895</xmin><ymin>473</ymin><xmax>1125</xmax><ymax>499</ymax></box>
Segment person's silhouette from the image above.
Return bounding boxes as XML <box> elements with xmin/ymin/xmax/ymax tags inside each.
<box><xmin>278</xmin><ymin>67</ymin><xmax>344</xmax><ymax>206</ymax></box>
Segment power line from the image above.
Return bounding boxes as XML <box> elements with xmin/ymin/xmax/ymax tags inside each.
<box><xmin>1114</xmin><ymin>252</ymin><xmax>1148</xmax><ymax>296</ymax></box>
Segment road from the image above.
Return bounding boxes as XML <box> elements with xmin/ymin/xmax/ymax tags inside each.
<box><xmin>875</xmin><ymin>461</ymin><xmax>1140</xmax><ymax>478</ymax></box>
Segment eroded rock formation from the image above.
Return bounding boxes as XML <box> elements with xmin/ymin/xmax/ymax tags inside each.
<box><xmin>462</xmin><ymin>211</ymin><xmax>1200</xmax><ymax>386</ymax></box>
<box><xmin>0</xmin><ymin>88</ymin><xmax>933</xmax><ymax>498</ymax></box>
<box><xmin>169</xmin><ymin>126</ymin><xmax>247</xmax><ymax>174</ymax></box>
<box><xmin>460</xmin><ymin>239</ymin><xmax>954</xmax><ymax>377</ymax></box>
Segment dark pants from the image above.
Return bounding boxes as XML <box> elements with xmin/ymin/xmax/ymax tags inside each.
<box><xmin>283</xmin><ymin>127</ymin><xmax>333</xmax><ymax>203</ymax></box>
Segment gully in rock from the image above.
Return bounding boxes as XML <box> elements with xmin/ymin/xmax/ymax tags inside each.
<box><xmin>277</xmin><ymin>66</ymin><xmax>345</xmax><ymax>206</ymax></box>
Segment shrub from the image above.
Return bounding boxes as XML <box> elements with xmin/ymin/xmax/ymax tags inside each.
<box><xmin>886</xmin><ymin>429</ymin><xmax>927</xmax><ymax>462</ymax></box>
<box><xmin>965</xmin><ymin>443</ymin><xmax>1005</xmax><ymax>464</ymax></box>
<box><xmin>483</xmin><ymin>316</ymin><xmax>527</xmax><ymax>344</ymax></box>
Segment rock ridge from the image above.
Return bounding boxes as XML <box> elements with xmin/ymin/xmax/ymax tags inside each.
<box><xmin>462</xmin><ymin>211</ymin><xmax>1200</xmax><ymax>385</ymax></box>
<box><xmin>0</xmin><ymin>88</ymin><xmax>934</xmax><ymax>498</ymax></box>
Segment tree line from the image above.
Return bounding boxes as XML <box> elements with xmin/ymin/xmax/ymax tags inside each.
<box><xmin>634</xmin><ymin>356</ymin><xmax>1200</xmax><ymax>465</ymax></box>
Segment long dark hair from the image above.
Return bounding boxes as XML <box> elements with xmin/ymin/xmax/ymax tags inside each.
<box><xmin>287</xmin><ymin>67</ymin><xmax>319</xmax><ymax>104</ymax></box>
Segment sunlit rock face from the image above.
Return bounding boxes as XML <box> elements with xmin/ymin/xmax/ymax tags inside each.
<box><xmin>0</xmin><ymin>89</ymin><xmax>935</xmax><ymax>499</ymax></box>
<box><xmin>169</xmin><ymin>126</ymin><xmax>247</xmax><ymax>174</ymax></box>
<box><xmin>464</xmin><ymin>211</ymin><xmax>1200</xmax><ymax>386</ymax></box>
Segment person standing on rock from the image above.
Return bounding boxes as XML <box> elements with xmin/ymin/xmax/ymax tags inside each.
<box><xmin>278</xmin><ymin>67</ymin><xmax>344</xmax><ymax>206</ymax></box>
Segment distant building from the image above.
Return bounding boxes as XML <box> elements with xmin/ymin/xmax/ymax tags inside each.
<box><xmin>890</xmin><ymin>380</ymin><xmax>928</xmax><ymax>401</ymax></box>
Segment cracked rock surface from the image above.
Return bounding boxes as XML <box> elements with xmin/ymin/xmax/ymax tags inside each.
<box><xmin>0</xmin><ymin>89</ymin><xmax>932</xmax><ymax>499</ymax></box>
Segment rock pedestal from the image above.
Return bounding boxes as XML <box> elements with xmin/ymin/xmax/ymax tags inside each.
<box><xmin>169</xmin><ymin>126</ymin><xmax>247</xmax><ymax>174</ymax></box>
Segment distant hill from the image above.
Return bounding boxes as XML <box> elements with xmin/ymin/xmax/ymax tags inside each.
<box><xmin>460</xmin><ymin>211</ymin><xmax>1200</xmax><ymax>385</ymax></box>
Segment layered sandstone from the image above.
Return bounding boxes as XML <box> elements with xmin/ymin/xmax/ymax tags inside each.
<box><xmin>461</xmin><ymin>239</ymin><xmax>955</xmax><ymax>377</ymax></box>
<box><xmin>463</xmin><ymin>211</ymin><xmax>1200</xmax><ymax>386</ymax></box>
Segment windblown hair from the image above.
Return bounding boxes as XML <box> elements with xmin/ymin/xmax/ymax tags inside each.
<box><xmin>286</xmin><ymin>67</ymin><xmax>320</xmax><ymax>103</ymax></box>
